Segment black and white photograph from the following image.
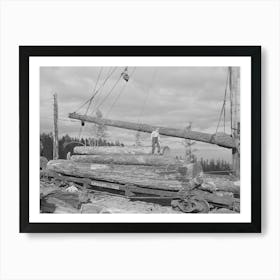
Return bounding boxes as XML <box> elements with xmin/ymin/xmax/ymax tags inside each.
<box><xmin>40</xmin><ymin>66</ymin><xmax>241</xmax><ymax>215</ymax></box>
<box><xmin>19</xmin><ymin>46</ymin><xmax>260</xmax><ymax>233</ymax></box>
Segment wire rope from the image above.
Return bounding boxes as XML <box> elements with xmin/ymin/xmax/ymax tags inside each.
<box><xmin>215</xmin><ymin>68</ymin><xmax>230</xmax><ymax>136</ymax></box>
<box><xmin>93</xmin><ymin>70</ymin><xmax>123</xmax><ymax>112</ymax></box>
<box><xmin>104</xmin><ymin>67</ymin><xmax>136</xmax><ymax>118</ymax></box>
<box><xmin>73</xmin><ymin>67</ymin><xmax>117</xmax><ymax>113</ymax></box>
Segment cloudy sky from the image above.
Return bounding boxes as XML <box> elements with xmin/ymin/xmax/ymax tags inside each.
<box><xmin>40</xmin><ymin>66</ymin><xmax>237</xmax><ymax>162</ymax></box>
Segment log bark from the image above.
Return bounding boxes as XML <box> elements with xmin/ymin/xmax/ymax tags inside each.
<box><xmin>71</xmin><ymin>154</ymin><xmax>182</xmax><ymax>166</ymax></box>
<box><xmin>46</xmin><ymin>160</ymin><xmax>201</xmax><ymax>191</ymax></box>
<box><xmin>200</xmin><ymin>177</ymin><xmax>240</xmax><ymax>195</ymax></box>
<box><xmin>73</xmin><ymin>146</ymin><xmax>170</xmax><ymax>155</ymax></box>
<box><xmin>69</xmin><ymin>112</ymin><xmax>236</xmax><ymax>149</ymax></box>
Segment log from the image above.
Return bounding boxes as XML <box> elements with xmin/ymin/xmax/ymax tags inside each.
<box><xmin>73</xmin><ymin>146</ymin><xmax>170</xmax><ymax>155</ymax></box>
<box><xmin>69</xmin><ymin>112</ymin><xmax>236</xmax><ymax>149</ymax></box>
<box><xmin>46</xmin><ymin>160</ymin><xmax>202</xmax><ymax>191</ymax></box>
<box><xmin>71</xmin><ymin>154</ymin><xmax>182</xmax><ymax>166</ymax></box>
<box><xmin>200</xmin><ymin>177</ymin><xmax>240</xmax><ymax>195</ymax></box>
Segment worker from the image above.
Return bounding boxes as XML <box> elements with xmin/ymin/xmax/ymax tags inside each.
<box><xmin>151</xmin><ymin>128</ymin><xmax>160</xmax><ymax>154</ymax></box>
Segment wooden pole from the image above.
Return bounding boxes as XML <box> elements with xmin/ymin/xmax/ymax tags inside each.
<box><xmin>68</xmin><ymin>113</ymin><xmax>236</xmax><ymax>149</ymax></box>
<box><xmin>229</xmin><ymin>67</ymin><xmax>240</xmax><ymax>177</ymax></box>
<box><xmin>53</xmin><ymin>93</ymin><xmax>59</xmax><ymax>160</ymax></box>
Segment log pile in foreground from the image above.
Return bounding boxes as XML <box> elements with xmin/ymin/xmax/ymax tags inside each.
<box><xmin>45</xmin><ymin>144</ymin><xmax>240</xmax><ymax>213</ymax></box>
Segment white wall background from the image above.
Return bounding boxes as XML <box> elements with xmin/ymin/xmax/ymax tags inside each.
<box><xmin>0</xmin><ymin>0</ymin><xmax>279</xmax><ymax>279</ymax></box>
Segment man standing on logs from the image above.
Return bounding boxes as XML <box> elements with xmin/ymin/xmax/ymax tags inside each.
<box><xmin>151</xmin><ymin>128</ymin><xmax>161</xmax><ymax>154</ymax></box>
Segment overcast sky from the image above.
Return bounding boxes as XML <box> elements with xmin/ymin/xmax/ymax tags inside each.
<box><xmin>40</xmin><ymin>66</ymin><xmax>237</xmax><ymax>162</ymax></box>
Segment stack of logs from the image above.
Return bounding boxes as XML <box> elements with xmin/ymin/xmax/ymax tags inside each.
<box><xmin>45</xmin><ymin>146</ymin><xmax>240</xmax><ymax>213</ymax></box>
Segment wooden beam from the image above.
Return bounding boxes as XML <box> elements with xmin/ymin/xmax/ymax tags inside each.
<box><xmin>68</xmin><ymin>112</ymin><xmax>236</xmax><ymax>149</ymax></box>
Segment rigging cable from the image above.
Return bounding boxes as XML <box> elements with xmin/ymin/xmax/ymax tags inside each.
<box><xmin>89</xmin><ymin>67</ymin><xmax>115</xmax><ymax>115</ymax></box>
<box><xmin>93</xmin><ymin>68</ymin><xmax>125</xmax><ymax>112</ymax></box>
<box><xmin>105</xmin><ymin>67</ymin><xmax>136</xmax><ymax>118</ymax></box>
<box><xmin>73</xmin><ymin>67</ymin><xmax>117</xmax><ymax>113</ymax></box>
<box><xmin>84</xmin><ymin>67</ymin><xmax>103</xmax><ymax>115</ymax></box>
<box><xmin>78</xmin><ymin>67</ymin><xmax>103</xmax><ymax>140</ymax></box>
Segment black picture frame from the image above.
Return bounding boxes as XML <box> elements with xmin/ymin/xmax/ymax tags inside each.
<box><xmin>20</xmin><ymin>46</ymin><xmax>261</xmax><ymax>233</ymax></box>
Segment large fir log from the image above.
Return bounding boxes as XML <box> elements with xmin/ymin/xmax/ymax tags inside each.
<box><xmin>69</xmin><ymin>112</ymin><xmax>236</xmax><ymax>149</ymax></box>
<box><xmin>71</xmin><ymin>154</ymin><xmax>182</xmax><ymax>166</ymax></box>
<box><xmin>46</xmin><ymin>160</ymin><xmax>202</xmax><ymax>191</ymax></box>
<box><xmin>73</xmin><ymin>146</ymin><xmax>170</xmax><ymax>155</ymax></box>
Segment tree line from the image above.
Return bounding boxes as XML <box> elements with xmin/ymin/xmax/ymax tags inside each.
<box><xmin>40</xmin><ymin>132</ymin><xmax>125</xmax><ymax>160</ymax></box>
<box><xmin>200</xmin><ymin>158</ymin><xmax>231</xmax><ymax>172</ymax></box>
